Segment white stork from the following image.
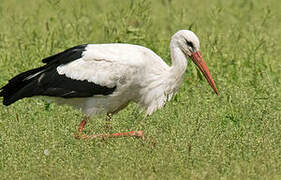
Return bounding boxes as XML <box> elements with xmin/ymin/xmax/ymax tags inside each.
<box><xmin>0</xmin><ymin>30</ymin><xmax>218</xmax><ymax>139</ymax></box>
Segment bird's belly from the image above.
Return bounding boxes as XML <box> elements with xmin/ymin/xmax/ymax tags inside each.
<box><xmin>48</xmin><ymin>95</ymin><xmax>130</xmax><ymax>117</ymax></box>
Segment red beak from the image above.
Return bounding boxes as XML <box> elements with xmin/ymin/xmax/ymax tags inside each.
<box><xmin>189</xmin><ymin>51</ymin><xmax>219</xmax><ymax>95</ymax></box>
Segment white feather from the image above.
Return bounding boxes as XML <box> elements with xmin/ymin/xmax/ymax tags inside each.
<box><xmin>53</xmin><ymin>30</ymin><xmax>200</xmax><ymax>116</ymax></box>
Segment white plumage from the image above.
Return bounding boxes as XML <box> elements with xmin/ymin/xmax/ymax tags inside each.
<box><xmin>1</xmin><ymin>30</ymin><xmax>218</xmax><ymax>139</ymax></box>
<box><xmin>56</xmin><ymin>43</ymin><xmax>171</xmax><ymax>116</ymax></box>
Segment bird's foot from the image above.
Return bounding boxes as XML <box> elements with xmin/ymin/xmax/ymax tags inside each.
<box><xmin>74</xmin><ymin>130</ymin><xmax>144</xmax><ymax>140</ymax></box>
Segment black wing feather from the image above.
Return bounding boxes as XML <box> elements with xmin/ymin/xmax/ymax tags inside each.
<box><xmin>39</xmin><ymin>68</ymin><xmax>116</xmax><ymax>98</ymax></box>
<box><xmin>42</xmin><ymin>44</ymin><xmax>87</xmax><ymax>65</ymax></box>
<box><xmin>0</xmin><ymin>44</ymin><xmax>117</xmax><ymax>106</ymax></box>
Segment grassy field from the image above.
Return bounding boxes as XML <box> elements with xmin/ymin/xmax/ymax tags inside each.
<box><xmin>0</xmin><ymin>0</ymin><xmax>281</xmax><ymax>179</ymax></box>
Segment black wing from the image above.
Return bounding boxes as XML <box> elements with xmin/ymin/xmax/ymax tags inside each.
<box><xmin>42</xmin><ymin>44</ymin><xmax>87</xmax><ymax>65</ymax></box>
<box><xmin>0</xmin><ymin>44</ymin><xmax>116</xmax><ymax>106</ymax></box>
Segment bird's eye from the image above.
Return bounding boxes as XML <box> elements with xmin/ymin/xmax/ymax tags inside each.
<box><xmin>185</xmin><ymin>40</ymin><xmax>194</xmax><ymax>48</ymax></box>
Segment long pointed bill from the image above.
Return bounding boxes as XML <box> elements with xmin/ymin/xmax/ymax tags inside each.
<box><xmin>190</xmin><ymin>51</ymin><xmax>219</xmax><ymax>95</ymax></box>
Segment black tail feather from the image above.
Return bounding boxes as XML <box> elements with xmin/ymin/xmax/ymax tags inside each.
<box><xmin>0</xmin><ymin>66</ymin><xmax>46</xmax><ymax>106</ymax></box>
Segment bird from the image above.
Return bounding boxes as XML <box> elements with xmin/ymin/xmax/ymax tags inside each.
<box><xmin>0</xmin><ymin>30</ymin><xmax>218</xmax><ymax>139</ymax></box>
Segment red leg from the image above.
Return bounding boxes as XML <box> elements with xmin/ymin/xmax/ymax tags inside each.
<box><xmin>74</xmin><ymin>115</ymin><xmax>144</xmax><ymax>140</ymax></box>
<box><xmin>105</xmin><ymin>113</ymin><xmax>112</xmax><ymax>132</ymax></box>
<box><xmin>80</xmin><ymin>130</ymin><xmax>144</xmax><ymax>140</ymax></box>
<box><xmin>78</xmin><ymin>116</ymin><xmax>88</xmax><ymax>133</ymax></box>
<box><xmin>74</xmin><ymin>116</ymin><xmax>89</xmax><ymax>139</ymax></box>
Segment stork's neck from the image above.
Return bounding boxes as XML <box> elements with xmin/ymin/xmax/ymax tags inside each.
<box><xmin>169</xmin><ymin>42</ymin><xmax>188</xmax><ymax>79</ymax></box>
<box><xmin>137</xmin><ymin>40</ymin><xmax>188</xmax><ymax>115</ymax></box>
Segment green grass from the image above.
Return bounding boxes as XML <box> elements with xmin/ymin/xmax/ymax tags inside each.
<box><xmin>0</xmin><ymin>0</ymin><xmax>281</xmax><ymax>179</ymax></box>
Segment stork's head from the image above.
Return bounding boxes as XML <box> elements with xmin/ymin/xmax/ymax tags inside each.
<box><xmin>172</xmin><ymin>30</ymin><xmax>200</xmax><ymax>56</ymax></box>
<box><xmin>172</xmin><ymin>30</ymin><xmax>219</xmax><ymax>95</ymax></box>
